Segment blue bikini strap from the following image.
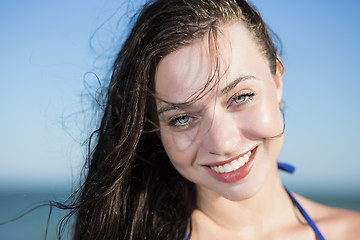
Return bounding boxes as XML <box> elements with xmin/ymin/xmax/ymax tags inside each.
<box><xmin>284</xmin><ymin>186</ymin><xmax>325</xmax><ymax>240</ymax></box>
<box><xmin>184</xmin><ymin>162</ymin><xmax>325</xmax><ymax>240</ymax></box>
<box><xmin>278</xmin><ymin>162</ymin><xmax>325</xmax><ymax>240</ymax></box>
<box><xmin>184</xmin><ymin>218</ymin><xmax>190</xmax><ymax>240</ymax></box>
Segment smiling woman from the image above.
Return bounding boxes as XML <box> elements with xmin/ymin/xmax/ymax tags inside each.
<box><xmin>60</xmin><ymin>0</ymin><xmax>360</xmax><ymax>239</ymax></box>
<box><xmin>155</xmin><ymin>23</ymin><xmax>284</xmax><ymax>201</ymax></box>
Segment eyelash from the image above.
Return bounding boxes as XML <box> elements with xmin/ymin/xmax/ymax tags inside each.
<box><xmin>229</xmin><ymin>91</ymin><xmax>255</xmax><ymax>107</ymax></box>
<box><xmin>168</xmin><ymin>114</ymin><xmax>193</xmax><ymax>128</ymax></box>
<box><xmin>167</xmin><ymin>91</ymin><xmax>255</xmax><ymax>128</ymax></box>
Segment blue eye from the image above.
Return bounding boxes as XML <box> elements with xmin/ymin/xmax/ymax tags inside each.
<box><xmin>231</xmin><ymin>92</ymin><xmax>255</xmax><ymax>106</ymax></box>
<box><xmin>169</xmin><ymin>115</ymin><xmax>191</xmax><ymax>127</ymax></box>
<box><xmin>176</xmin><ymin>116</ymin><xmax>189</xmax><ymax>124</ymax></box>
<box><xmin>234</xmin><ymin>94</ymin><xmax>247</xmax><ymax>103</ymax></box>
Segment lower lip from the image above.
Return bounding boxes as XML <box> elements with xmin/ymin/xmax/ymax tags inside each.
<box><xmin>205</xmin><ymin>147</ymin><xmax>257</xmax><ymax>184</ymax></box>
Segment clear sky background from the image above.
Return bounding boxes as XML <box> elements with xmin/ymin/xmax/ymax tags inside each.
<box><xmin>1</xmin><ymin>0</ymin><xmax>359</xmax><ymax>196</ymax></box>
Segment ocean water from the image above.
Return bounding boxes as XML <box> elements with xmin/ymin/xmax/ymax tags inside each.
<box><xmin>0</xmin><ymin>187</ymin><xmax>73</xmax><ymax>240</ymax></box>
<box><xmin>0</xmin><ymin>187</ymin><xmax>359</xmax><ymax>240</ymax></box>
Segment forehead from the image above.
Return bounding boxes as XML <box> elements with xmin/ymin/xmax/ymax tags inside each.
<box><xmin>154</xmin><ymin>23</ymin><xmax>268</xmax><ymax>102</ymax></box>
<box><xmin>156</xmin><ymin>38</ymin><xmax>211</xmax><ymax>102</ymax></box>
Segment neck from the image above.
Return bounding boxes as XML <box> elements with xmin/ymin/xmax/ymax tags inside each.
<box><xmin>194</xmin><ymin>168</ymin><xmax>294</xmax><ymax>233</ymax></box>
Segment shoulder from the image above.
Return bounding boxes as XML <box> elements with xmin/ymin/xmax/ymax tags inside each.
<box><xmin>295</xmin><ymin>194</ymin><xmax>360</xmax><ymax>240</ymax></box>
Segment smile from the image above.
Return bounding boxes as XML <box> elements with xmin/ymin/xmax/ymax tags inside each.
<box><xmin>209</xmin><ymin>151</ymin><xmax>252</xmax><ymax>174</ymax></box>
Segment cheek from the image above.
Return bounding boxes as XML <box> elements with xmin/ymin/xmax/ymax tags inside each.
<box><xmin>160</xmin><ymin>127</ymin><xmax>199</xmax><ymax>151</ymax></box>
<box><xmin>159</xmin><ymin>128</ymin><xmax>199</xmax><ymax>166</ymax></box>
<box><xmin>243</xmin><ymin>97</ymin><xmax>284</xmax><ymax>139</ymax></box>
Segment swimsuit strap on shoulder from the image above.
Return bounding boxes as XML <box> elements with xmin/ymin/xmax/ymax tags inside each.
<box><xmin>284</xmin><ymin>186</ymin><xmax>326</xmax><ymax>240</ymax></box>
<box><xmin>184</xmin><ymin>162</ymin><xmax>326</xmax><ymax>240</ymax></box>
<box><xmin>278</xmin><ymin>161</ymin><xmax>325</xmax><ymax>240</ymax></box>
<box><xmin>184</xmin><ymin>217</ymin><xmax>190</xmax><ymax>240</ymax></box>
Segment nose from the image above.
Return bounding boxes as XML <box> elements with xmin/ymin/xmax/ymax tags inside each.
<box><xmin>201</xmin><ymin>110</ymin><xmax>241</xmax><ymax>156</ymax></box>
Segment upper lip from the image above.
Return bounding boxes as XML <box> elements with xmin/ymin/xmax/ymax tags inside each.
<box><xmin>204</xmin><ymin>145</ymin><xmax>258</xmax><ymax>167</ymax></box>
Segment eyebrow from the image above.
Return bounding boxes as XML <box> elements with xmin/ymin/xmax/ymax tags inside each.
<box><xmin>157</xmin><ymin>74</ymin><xmax>255</xmax><ymax>115</ymax></box>
<box><xmin>157</xmin><ymin>104</ymin><xmax>184</xmax><ymax>115</ymax></box>
<box><xmin>220</xmin><ymin>74</ymin><xmax>255</xmax><ymax>96</ymax></box>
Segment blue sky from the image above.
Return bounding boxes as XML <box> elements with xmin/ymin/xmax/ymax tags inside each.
<box><xmin>1</xmin><ymin>0</ymin><xmax>359</xmax><ymax>195</ymax></box>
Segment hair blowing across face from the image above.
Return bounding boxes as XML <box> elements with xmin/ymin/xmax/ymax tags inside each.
<box><xmin>66</xmin><ymin>0</ymin><xmax>281</xmax><ymax>239</ymax></box>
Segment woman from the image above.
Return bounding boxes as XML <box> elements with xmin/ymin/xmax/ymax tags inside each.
<box><xmin>69</xmin><ymin>0</ymin><xmax>360</xmax><ymax>239</ymax></box>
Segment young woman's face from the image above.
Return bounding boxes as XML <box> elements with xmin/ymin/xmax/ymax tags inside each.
<box><xmin>155</xmin><ymin>23</ymin><xmax>283</xmax><ymax>201</ymax></box>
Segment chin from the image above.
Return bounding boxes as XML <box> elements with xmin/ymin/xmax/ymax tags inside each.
<box><xmin>215</xmin><ymin>159</ymin><xmax>275</xmax><ymax>202</ymax></box>
<box><xmin>220</xmin><ymin>182</ymin><xmax>263</xmax><ymax>202</ymax></box>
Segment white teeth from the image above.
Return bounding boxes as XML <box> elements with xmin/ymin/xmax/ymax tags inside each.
<box><xmin>243</xmin><ymin>152</ymin><xmax>251</xmax><ymax>163</ymax></box>
<box><xmin>238</xmin><ymin>158</ymin><xmax>245</xmax><ymax>167</ymax></box>
<box><xmin>210</xmin><ymin>151</ymin><xmax>252</xmax><ymax>174</ymax></box>
<box><xmin>224</xmin><ymin>163</ymin><xmax>232</xmax><ymax>172</ymax></box>
<box><xmin>230</xmin><ymin>159</ymin><xmax>240</xmax><ymax>170</ymax></box>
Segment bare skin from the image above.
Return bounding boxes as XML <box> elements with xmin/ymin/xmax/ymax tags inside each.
<box><xmin>156</xmin><ymin>23</ymin><xmax>360</xmax><ymax>239</ymax></box>
<box><xmin>296</xmin><ymin>195</ymin><xmax>360</xmax><ymax>240</ymax></box>
<box><xmin>190</xmin><ymin>189</ymin><xmax>360</xmax><ymax>240</ymax></box>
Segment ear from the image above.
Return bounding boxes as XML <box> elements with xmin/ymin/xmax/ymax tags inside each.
<box><xmin>274</xmin><ymin>56</ymin><xmax>283</xmax><ymax>103</ymax></box>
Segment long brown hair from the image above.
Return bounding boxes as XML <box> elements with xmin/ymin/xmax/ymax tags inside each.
<box><xmin>65</xmin><ymin>0</ymin><xmax>281</xmax><ymax>239</ymax></box>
